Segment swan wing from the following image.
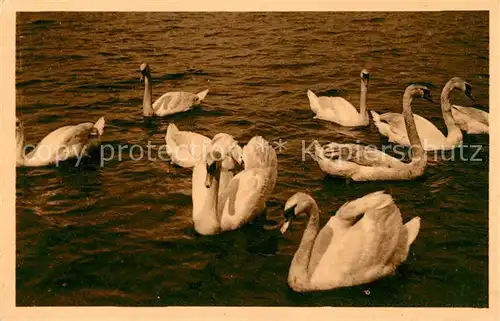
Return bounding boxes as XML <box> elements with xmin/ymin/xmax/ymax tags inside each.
<box><xmin>452</xmin><ymin>105</ymin><xmax>489</xmax><ymax>134</ymax></box>
<box><xmin>153</xmin><ymin>91</ymin><xmax>202</xmax><ymax>116</ymax></box>
<box><xmin>27</xmin><ymin>122</ymin><xmax>96</xmax><ymax>162</ymax></box>
<box><xmin>312</xmin><ymin>193</ymin><xmax>410</xmax><ymax>288</ymax></box>
<box><xmin>165</xmin><ymin>123</ymin><xmax>211</xmax><ymax>167</ymax></box>
<box><xmin>218</xmin><ymin>168</ymin><xmax>272</xmax><ymax>231</ymax></box>
<box><xmin>243</xmin><ymin>136</ymin><xmax>278</xmax><ymax>170</ymax></box>
<box><xmin>321</xmin><ymin>142</ymin><xmax>405</xmax><ymax>168</ymax></box>
<box><xmin>452</xmin><ymin>105</ymin><xmax>489</xmax><ymax>125</ymax></box>
<box><xmin>377</xmin><ymin>112</ymin><xmax>446</xmax><ymax>148</ymax></box>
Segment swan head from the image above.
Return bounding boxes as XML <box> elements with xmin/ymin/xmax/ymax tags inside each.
<box><xmin>360</xmin><ymin>69</ymin><xmax>369</xmax><ymax>85</ymax></box>
<box><xmin>452</xmin><ymin>77</ymin><xmax>474</xmax><ymax>103</ymax></box>
<box><xmin>406</xmin><ymin>84</ymin><xmax>437</xmax><ymax>104</ymax></box>
<box><xmin>280</xmin><ymin>192</ymin><xmax>316</xmax><ymax>234</ymax></box>
<box><xmin>139</xmin><ymin>63</ymin><xmax>151</xmax><ymax>81</ymax></box>
<box><xmin>205</xmin><ymin>133</ymin><xmax>242</xmax><ymax>187</ymax></box>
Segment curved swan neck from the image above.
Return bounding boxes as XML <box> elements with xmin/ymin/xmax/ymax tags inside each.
<box><xmin>143</xmin><ymin>73</ymin><xmax>154</xmax><ymax>117</ymax></box>
<box><xmin>290</xmin><ymin>201</ymin><xmax>320</xmax><ymax>282</ymax></box>
<box><xmin>440</xmin><ymin>83</ymin><xmax>462</xmax><ymax>139</ymax></box>
<box><xmin>402</xmin><ymin>91</ymin><xmax>426</xmax><ymax>166</ymax></box>
<box><xmin>359</xmin><ymin>79</ymin><xmax>368</xmax><ymax>117</ymax></box>
<box><xmin>192</xmin><ymin>163</ymin><xmax>221</xmax><ymax>233</ymax></box>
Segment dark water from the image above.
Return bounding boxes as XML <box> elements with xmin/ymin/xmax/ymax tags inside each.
<box><xmin>16</xmin><ymin>12</ymin><xmax>489</xmax><ymax>307</ymax></box>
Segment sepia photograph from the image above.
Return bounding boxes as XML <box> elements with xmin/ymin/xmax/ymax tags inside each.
<box><xmin>1</xmin><ymin>0</ymin><xmax>499</xmax><ymax>320</ymax></box>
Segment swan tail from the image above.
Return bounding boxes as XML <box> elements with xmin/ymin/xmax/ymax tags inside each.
<box><xmin>307</xmin><ymin>90</ymin><xmax>321</xmax><ymax>114</ymax></box>
<box><xmin>166</xmin><ymin>123</ymin><xmax>179</xmax><ymax>143</ymax></box>
<box><xmin>93</xmin><ymin>117</ymin><xmax>105</xmax><ymax>136</ymax></box>
<box><xmin>404</xmin><ymin>216</ymin><xmax>421</xmax><ymax>247</ymax></box>
<box><xmin>370</xmin><ymin>110</ymin><xmax>381</xmax><ymax>123</ymax></box>
<box><xmin>196</xmin><ymin>89</ymin><xmax>209</xmax><ymax>102</ymax></box>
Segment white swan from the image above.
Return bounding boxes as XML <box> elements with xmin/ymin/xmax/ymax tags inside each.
<box><xmin>139</xmin><ymin>63</ymin><xmax>209</xmax><ymax>117</ymax></box>
<box><xmin>192</xmin><ymin>135</ymin><xmax>277</xmax><ymax>235</ymax></box>
<box><xmin>16</xmin><ymin>116</ymin><xmax>105</xmax><ymax>167</ymax></box>
<box><xmin>165</xmin><ymin>123</ymin><xmax>212</xmax><ymax>168</ymax></box>
<box><xmin>371</xmin><ymin>77</ymin><xmax>474</xmax><ymax>151</ymax></box>
<box><xmin>307</xmin><ymin>69</ymin><xmax>370</xmax><ymax>127</ymax></box>
<box><xmin>451</xmin><ymin>105</ymin><xmax>489</xmax><ymax>134</ymax></box>
<box><xmin>313</xmin><ymin>84</ymin><xmax>434</xmax><ymax>181</ymax></box>
<box><xmin>280</xmin><ymin>191</ymin><xmax>421</xmax><ymax>292</ymax></box>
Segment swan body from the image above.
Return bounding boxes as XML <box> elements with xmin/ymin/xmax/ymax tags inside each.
<box><xmin>308</xmin><ymin>69</ymin><xmax>370</xmax><ymax>127</ymax></box>
<box><xmin>451</xmin><ymin>105</ymin><xmax>489</xmax><ymax>134</ymax></box>
<box><xmin>192</xmin><ymin>135</ymin><xmax>277</xmax><ymax>235</ymax></box>
<box><xmin>165</xmin><ymin>123</ymin><xmax>212</xmax><ymax>168</ymax></box>
<box><xmin>16</xmin><ymin>116</ymin><xmax>105</xmax><ymax>167</ymax></box>
<box><xmin>313</xmin><ymin>85</ymin><xmax>434</xmax><ymax>181</ymax></box>
<box><xmin>280</xmin><ymin>191</ymin><xmax>421</xmax><ymax>292</ymax></box>
<box><xmin>371</xmin><ymin>77</ymin><xmax>474</xmax><ymax>151</ymax></box>
<box><xmin>140</xmin><ymin>63</ymin><xmax>209</xmax><ymax>117</ymax></box>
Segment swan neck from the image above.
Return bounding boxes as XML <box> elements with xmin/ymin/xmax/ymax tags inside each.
<box><xmin>359</xmin><ymin>80</ymin><xmax>367</xmax><ymax>117</ymax></box>
<box><xmin>290</xmin><ymin>202</ymin><xmax>320</xmax><ymax>283</ymax></box>
<box><xmin>143</xmin><ymin>74</ymin><xmax>154</xmax><ymax>117</ymax></box>
<box><xmin>402</xmin><ymin>91</ymin><xmax>426</xmax><ymax>166</ymax></box>
<box><xmin>192</xmin><ymin>163</ymin><xmax>220</xmax><ymax>228</ymax></box>
<box><xmin>440</xmin><ymin>84</ymin><xmax>462</xmax><ymax>139</ymax></box>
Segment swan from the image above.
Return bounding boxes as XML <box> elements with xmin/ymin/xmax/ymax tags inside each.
<box><xmin>165</xmin><ymin>123</ymin><xmax>212</xmax><ymax>168</ymax></box>
<box><xmin>451</xmin><ymin>105</ymin><xmax>489</xmax><ymax>134</ymax></box>
<box><xmin>139</xmin><ymin>63</ymin><xmax>209</xmax><ymax>117</ymax></box>
<box><xmin>371</xmin><ymin>77</ymin><xmax>475</xmax><ymax>151</ymax></box>
<box><xmin>307</xmin><ymin>69</ymin><xmax>370</xmax><ymax>127</ymax></box>
<box><xmin>16</xmin><ymin>116</ymin><xmax>105</xmax><ymax>167</ymax></box>
<box><xmin>313</xmin><ymin>84</ymin><xmax>435</xmax><ymax>181</ymax></box>
<box><xmin>280</xmin><ymin>191</ymin><xmax>421</xmax><ymax>292</ymax></box>
<box><xmin>192</xmin><ymin>135</ymin><xmax>278</xmax><ymax>235</ymax></box>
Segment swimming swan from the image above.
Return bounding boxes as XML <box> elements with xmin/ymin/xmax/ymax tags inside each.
<box><xmin>165</xmin><ymin>123</ymin><xmax>212</xmax><ymax>168</ymax></box>
<box><xmin>16</xmin><ymin>116</ymin><xmax>105</xmax><ymax>167</ymax></box>
<box><xmin>451</xmin><ymin>105</ymin><xmax>489</xmax><ymax>134</ymax></box>
<box><xmin>371</xmin><ymin>77</ymin><xmax>474</xmax><ymax>151</ymax></box>
<box><xmin>307</xmin><ymin>69</ymin><xmax>370</xmax><ymax>127</ymax></box>
<box><xmin>313</xmin><ymin>84</ymin><xmax>435</xmax><ymax>181</ymax></box>
<box><xmin>192</xmin><ymin>135</ymin><xmax>277</xmax><ymax>235</ymax></box>
<box><xmin>280</xmin><ymin>191</ymin><xmax>421</xmax><ymax>292</ymax></box>
<box><xmin>139</xmin><ymin>63</ymin><xmax>209</xmax><ymax>117</ymax></box>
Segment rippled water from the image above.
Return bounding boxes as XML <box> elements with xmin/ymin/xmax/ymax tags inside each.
<box><xmin>16</xmin><ymin>12</ymin><xmax>489</xmax><ymax>306</ymax></box>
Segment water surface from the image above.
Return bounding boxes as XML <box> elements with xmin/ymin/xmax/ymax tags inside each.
<box><xmin>16</xmin><ymin>12</ymin><xmax>489</xmax><ymax>307</ymax></box>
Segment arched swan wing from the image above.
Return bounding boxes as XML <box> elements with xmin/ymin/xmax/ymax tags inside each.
<box><xmin>452</xmin><ymin>105</ymin><xmax>489</xmax><ymax>125</ymax></box>
<box><xmin>320</xmin><ymin>142</ymin><xmax>405</xmax><ymax>169</ymax></box>
<box><xmin>27</xmin><ymin>123</ymin><xmax>96</xmax><ymax>161</ymax></box>
<box><xmin>379</xmin><ymin>112</ymin><xmax>446</xmax><ymax>145</ymax></box>
<box><xmin>153</xmin><ymin>91</ymin><xmax>200</xmax><ymax>116</ymax></box>
<box><xmin>217</xmin><ymin>168</ymin><xmax>271</xmax><ymax>231</ymax></box>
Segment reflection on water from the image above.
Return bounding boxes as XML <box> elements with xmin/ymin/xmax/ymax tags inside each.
<box><xmin>16</xmin><ymin>12</ymin><xmax>488</xmax><ymax>306</ymax></box>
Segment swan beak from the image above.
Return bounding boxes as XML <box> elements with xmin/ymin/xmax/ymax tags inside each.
<box><xmin>280</xmin><ymin>219</ymin><xmax>291</xmax><ymax>234</ymax></box>
<box><xmin>139</xmin><ymin>74</ymin><xmax>144</xmax><ymax>82</ymax></box>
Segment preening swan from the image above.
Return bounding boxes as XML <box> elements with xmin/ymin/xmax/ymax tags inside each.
<box><xmin>307</xmin><ymin>69</ymin><xmax>370</xmax><ymax>127</ymax></box>
<box><xmin>280</xmin><ymin>191</ymin><xmax>421</xmax><ymax>292</ymax></box>
<box><xmin>16</xmin><ymin>116</ymin><xmax>105</xmax><ymax>167</ymax></box>
<box><xmin>139</xmin><ymin>63</ymin><xmax>209</xmax><ymax>117</ymax></box>
<box><xmin>192</xmin><ymin>135</ymin><xmax>277</xmax><ymax>235</ymax></box>
<box><xmin>313</xmin><ymin>84</ymin><xmax>434</xmax><ymax>181</ymax></box>
<box><xmin>451</xmin><ymin>105</ymin><xmax>489</xmax><ymax>134</ymax></box>
<box><xmin>371</xmin><ymin>77</ymin><xmax>474</xmax><ymax>151</ymax></box>
<box><xmin>165</xmin><ymin>123</ymin><xmax>212</xmax><ymax>168</ymax></box>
